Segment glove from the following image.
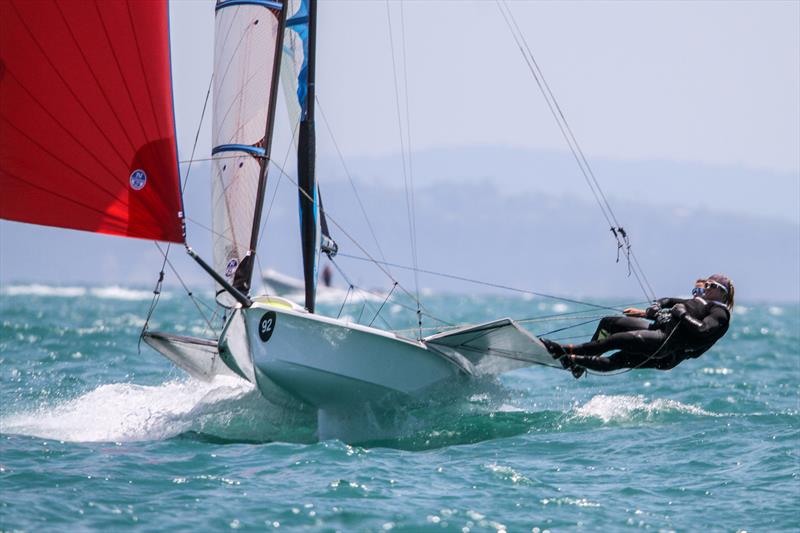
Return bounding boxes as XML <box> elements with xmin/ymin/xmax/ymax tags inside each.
<box><xmin>645</xmin><ymin>304</ymin><xmax>660</xmax><ymax>319</ymax></box>
<box><xmin>670</xmin><ymin>303</ymin><xmax>687</xmax><ymax>320</ymax></box>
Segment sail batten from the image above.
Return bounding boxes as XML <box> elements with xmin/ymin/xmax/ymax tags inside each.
<box><xmin>212</xmin><ymin>145</ymin><xmax>267</xmax><ymax>157</ymax></box>
<box><xmin>0</xmin><ymin>0</ymin><xmax>185</xmax><ymax>243</ymax></box>
<box><xmin>216</xmin><ymin>0</ymin><xmax>285</xmax><ymax>11</ymax></box>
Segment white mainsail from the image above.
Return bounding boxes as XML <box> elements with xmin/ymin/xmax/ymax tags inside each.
<box><xmin>212</xmin><ymin>1</ymin><xmax>284</xmax><ymax>299</ymax></box>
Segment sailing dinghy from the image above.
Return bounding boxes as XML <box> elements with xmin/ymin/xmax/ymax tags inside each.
<box><xmin>261</xmin><ymin>268</ymin><xmax>384</xmax><ymax>306</ymax></box>
<box><xmin>0</xmin><ymin>0</ymin><xmax>564</xmax><ymax>419</ymax></box>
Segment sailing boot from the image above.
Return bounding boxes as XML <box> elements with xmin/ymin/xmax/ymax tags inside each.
<box><xmin>541</xmin><ymin>338</ymin><xmax>572</xmax><ymax>369</ymax></box>
<box><xmin>541</xmin><ymin>338</ymin><xmax>565</xmax><ymax>358</ymax></box>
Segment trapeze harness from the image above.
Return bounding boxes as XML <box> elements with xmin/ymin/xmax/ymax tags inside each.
<box><xmin>566</xmin><ymin>297</ymin><xmax>730</xmax><ymax>372</ymax></box>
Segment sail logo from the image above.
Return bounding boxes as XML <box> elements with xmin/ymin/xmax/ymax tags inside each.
<box><xmin>129</xmin><ymin>169</ymin><xmax>147</xmax><ymax>190</ymax></box>
<box><xmin>225</xmin><ymin>258</ymin><xmax>239</xmax><ymax>278</ymax></box>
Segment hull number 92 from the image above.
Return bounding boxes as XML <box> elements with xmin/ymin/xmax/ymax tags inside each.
<box><xmin>258</xmin><ymin>311</ymin><xmax>277</xmax><ymax>342</ymax></box>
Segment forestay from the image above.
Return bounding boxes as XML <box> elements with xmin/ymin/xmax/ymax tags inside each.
<box><xmin>212</xmin><ymin>0</ymin><xmax>285</xmax><ymax>299</ymax></box>
<box><xmin>0</xmin><ymin>0</ymin><xmax>184</xmax><ymax>243</ymax></box>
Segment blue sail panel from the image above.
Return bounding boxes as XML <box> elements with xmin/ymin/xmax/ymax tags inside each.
<box><xmin>284</xmin><ymin>0</ymin><xmax>310</xmax><ymax>118</ymax></box>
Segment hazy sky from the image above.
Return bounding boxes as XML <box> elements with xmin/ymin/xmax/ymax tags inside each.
<box><xmin>170</xmin><ymin>0</ymin><xmax>799</xmax><ymax>176</ymax></box>
<box><xmin>2</xmin><ymin>0</ymin><xmax>798</xmax><ymax>300</ymax></box>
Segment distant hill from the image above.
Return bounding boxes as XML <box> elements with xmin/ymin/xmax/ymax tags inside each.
<box><xmin>2</xmin><ymin>147</ymin><xmax>798</xmax><ymax>302</ymax></box>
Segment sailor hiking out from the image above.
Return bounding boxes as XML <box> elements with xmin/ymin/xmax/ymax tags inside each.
<box><xmin>542</xmin><ymin>274</ymin><xmax>734</xmax><ymax>378</ymax></box>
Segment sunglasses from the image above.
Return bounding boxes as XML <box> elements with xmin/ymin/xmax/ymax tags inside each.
<box><xmin>704</xmin><ymin>280</ymin><xmax>728</xmax><ymax>294</ymax></box>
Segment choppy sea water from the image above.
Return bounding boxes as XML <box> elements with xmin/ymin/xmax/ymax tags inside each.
<box><xmin>1</xmin><ymin>284</ymin><xmax>797</xmax><ymax>532</ymax></box>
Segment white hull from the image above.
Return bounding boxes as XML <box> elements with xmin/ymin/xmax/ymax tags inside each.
<box><xmin>241</xmin><ymin>297</ymin><xmax>467</xmax><ymax>410</ymax></box>
<box><xmin>146</xmin><ymin>298</ymin><xmax>559</xmax><ymax>421</ymax></box>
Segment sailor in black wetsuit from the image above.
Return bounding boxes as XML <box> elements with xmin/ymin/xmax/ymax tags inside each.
<box><xmin>542</xmin><ymin>274</ymin><xmax>734</xmax><ymax>378</ymax></box>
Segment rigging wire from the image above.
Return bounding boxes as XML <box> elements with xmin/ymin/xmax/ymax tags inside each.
<box><xmin>179</xmin><ymin>11</ymin><xmax>653</xmax><ymax>325</ymax></box>
<box><xmin>515</xmin><ymin>300</ymin><xmax>650</xmax><ymax>324</ymax></box>
<box><xmin>390</xmin><ymin>314</ymin><xmax>606</xmax><ymax>336</ymax></box>
<box><xmin>328</xmin><ymin>257</ymin><xmax>395</xmax><ymax>330</ymax></box>
<box><xmin>153</xmin><ymin>242</ymin><xmax>218</xmax><ymax>334</ymax></box>
<box><xmin>138</xmin><ymin>255</ymin><xmax>168</xmax><ymax>353</ymax></box>
<box><xmin>337</xmin><ymin>252</ymin><xmax>632</xmax><ymax>313</ymax></box>
<box><xmin>385</xmin><ymin>0</ymin><xmax>422</xmax><ymax>337</ymax></box>
<box><xmin>169</xmin><ymin>9</ymin><xmax>655</xmax><ymax>339</ymax></box>
<box><xmin>256</xmin><ymin>149</ymin><xmax>650</xmax><ymax>331</ymax></box>
<box><xmin>328</xmin><ymin>256</ymin><xmax>450</xmax><ymax>327</ymax></box>
<box><xmin>266</xmin><ymin>156</ymin><xmax>444</xmax><ymax>331</ymax></box>
<box><xmin>316</xmin><ymin>97</ymin><xmax>391</xmax><ymax>268</ymax></box>
<box><xmin>180</xmin><ymin>76</ymin><xmax>214</xmax><ymax>195</ymax></box>
<box><xmin>536</xmin><ymin>317</ymin><xmax>602</xmax><ymax>338</ymax></box>
<box><xmin>138</xmin><ymin>6</ymin><xmax>663</xmax><ymax>360</ymax></box>
<box><xmin>369</xmin><ymin>282</ymin><xmax>398</xmax><ymax>327</ymax></box>
<box><xmin>495</xmin><ymin>0</ymin><xmax>656</xmax><ymax>302</ymax></box>
<box><xmin>336</xmin><ymin>284</ymin><xmax>353</xmax><ymax>319</ymax></box>
<box><xmin>141</xmin><ymin>75</ymin><xmax>213</xmax><ymax>338</ymax></box>
<box><xmin>398</xmin><ymin>0</ymin><xmax>422</xmax><ymax>334</ymax></box>
<box><xmin>254</xmin><ymin>119</ymin><xmax>300</xmax><ymax>295</ymax></box>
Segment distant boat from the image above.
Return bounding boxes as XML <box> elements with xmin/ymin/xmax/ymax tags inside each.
<box><xmin>262</xmin><ymin>268</ymin><xmax>384</xmax><ymax>305</ymax></box>
<box><xmin>263</xmin><ymin>268</ymin><xmax>317</xmax><ymax>297</ymax></box>
<box><xmin>0</xmin><ymin>0</ymin><xmax>562</xmax><ymax>424</ymax></box>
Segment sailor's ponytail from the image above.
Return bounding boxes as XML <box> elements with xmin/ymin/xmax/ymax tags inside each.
<box><xmin>726</xmin><ymin>280</ymin><xmax>735</xmax><ymax>311</ymax></box>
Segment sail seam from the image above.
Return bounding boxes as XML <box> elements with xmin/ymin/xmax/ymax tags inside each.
<box><xmin>1</xmin><ymin>104</ymin><xmax>129</xmax><ymax>206</ymax></box>
<box><xmin>132</xmin><ymin>0</ymin><xmax>185</xmax><ymax>238</ymax></box>
<box><xmin>213</xmin><ymin>17</ymin><xmax>264</xmax><ymax>143</ymax></box>
<box><xmin>1</xmin><ymin>168</ymin><xmax>129</xmax><ymax>225</ymax></box>
<box><xmin>94</xmin><ymin>3</ymin><xmax>151</xmax><ymax>152</ymax></box>
<box><xmin>215</xmin><ymin>55</ymin><xmax>273</xmax><ymax>141</ymax></box>
<box><xmin>49</xmin><ymin>3</ymin><xmax>137</xmax><ymax>159</ymax></box>
<box><xmin>93</xmin><ymin>2</ymin><xmax>170</xmax><ymax>226</ymax></box>
<box><xmin>16</xmin><ymin>3</ymin><xmax>134</xmax><ymax>170</ymax></box>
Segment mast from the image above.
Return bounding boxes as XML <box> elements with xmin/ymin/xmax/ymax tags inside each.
<box><xmin>297</xmin><ymin>0</ymin><xmax>319</xmax><ymax>312</ymax></box>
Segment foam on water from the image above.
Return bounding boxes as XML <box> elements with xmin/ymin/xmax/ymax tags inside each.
<box><xmin>0</xmin><ymin>376</ymin><xmax>314</xmax><ymax>443</ymax></box>
<box><xmin>89</xmin><ymin>286</ymin><xmax>166</xmax><ymax>301</ymax></box>
<box><xmin>483</xmin><ymin>463</ymin><xmax>534</xmax><ymax>485</ymax></box>
<box><xmin>572</xmin><ymin>394</ymin><xmax>716</xmax><ymax>423</ymax></box>
<box><xmin>1</xmin><ymin>284</ymin><xmax>166</xmax><ymax>301</ymax></box>
<box><xmin>2</xmin><ymin>284</ymin><xmax>87</xmax><ymax>297</ymax></box>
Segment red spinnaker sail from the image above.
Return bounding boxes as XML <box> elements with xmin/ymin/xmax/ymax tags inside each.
<box><xmin>0</xmin><ymin>0</ymin><xmax>184</xmax><ymax>243</ymax></box>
